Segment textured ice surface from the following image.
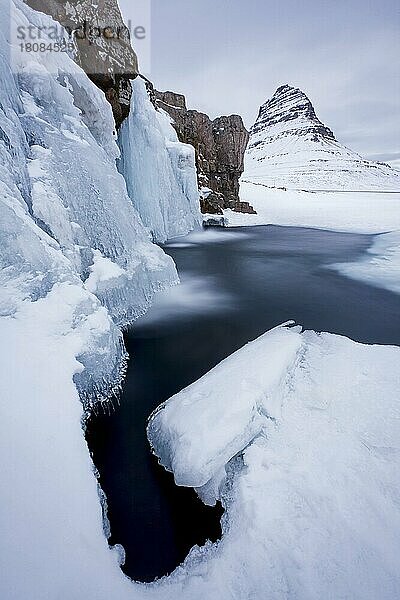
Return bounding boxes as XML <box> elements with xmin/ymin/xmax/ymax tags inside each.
<box><xmin>0</xmin><ymin>2</ymin><xmax>178</xmax><ymax>597</ymax></box>
<box><xmin>1</xmin><ymin>0</ymin><xmax>178</xmax><ymax>328</ymax></box>
<box><xmin>118</xmin><ymin>79</ymin><xmax>202</xmax><ymax>243</ymax></box>
<box><xmin>148</xmin><ymin>324</ymin><xmax>400</xmax><ymax>599</ymax></box>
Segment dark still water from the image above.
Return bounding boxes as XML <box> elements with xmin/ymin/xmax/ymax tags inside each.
<box><xmin>86</xmin><ymin>225</ymin><xmax>400</xmax><ymax>583</ymax></box>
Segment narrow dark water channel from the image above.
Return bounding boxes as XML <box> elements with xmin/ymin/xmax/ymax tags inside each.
<box><xmin>86</xmin><ymin>225</ymin><xmax>400</xmax><ymax>583</ymax></box>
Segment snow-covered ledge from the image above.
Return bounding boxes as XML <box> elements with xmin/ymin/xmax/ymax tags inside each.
<box><xmin>148</xmin><ymin>323</ymin><xmax>400</xmax><ymax>598</ymax></box>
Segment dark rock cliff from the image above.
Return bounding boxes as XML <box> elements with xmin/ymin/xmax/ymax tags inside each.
<box><xmin>25</xmin><ymin>1</ymin><xmax>255</xmax><ymax>213</ymax></box>
<box><xmin>154</xmin><ymin>90</ymin><xmax>255</xmax><ymax>214</ymax></box>
<box><xmin>25</xmin><ymin>0</ymin><xmax>139</xmax><ymax>128</ymax></box>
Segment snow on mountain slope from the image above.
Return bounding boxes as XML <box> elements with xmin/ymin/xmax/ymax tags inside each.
<box><xmin>148</xmin><ymin>323</ymin><xmax>400</xmax><ymax>599</ymax></box>
<box><xmin>118</xmin><ymin>80</ymin><xmax>202</xmax><ymax>243</ymax></box>
<box><xmin>243</xmin><ymin>84</ymin><xmax>400</xmax><ymax>191</ymax></box>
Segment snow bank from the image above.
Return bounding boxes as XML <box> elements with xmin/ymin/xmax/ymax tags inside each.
<box><xmin>230</xmin><ymin>183</ymin><xmax>400</xmax><ymax>234</ymax></box>
<box><xmin>332</xmin><ymin>230</ymin><xmax>400</xmax><ymax>294</ymax></box>
<box><xmin>148</xmin><ymin>325</ymin><xmax>400</xmax><ymax>599</ymax></box>
<box><xmin>118</xmin><ymin>80</ymin><xmax>202</xmax><ymax>243</ymax></box>
<box><xmin>0</xmin><ymin>287</ymin><xmax>140</xmax><ymax>600</ymax></box>
<box><xmin>0</xmin><ymin>2</ymin><xmax>180</xmax><ymax>597</ymax></box>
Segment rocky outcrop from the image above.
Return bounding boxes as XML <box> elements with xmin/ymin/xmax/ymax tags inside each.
<box><xmin>25</xmin><ymin>0</ymin><xmax>139</xmax><ymax>128</ymax></box>
<box><xmin>154</xmin><ymin>90</ymin><xmax>255</xmax><ymax>214</ymax></box>
<box><xmin>23</xmin><ymin>2</ymin><xmax>256</xmax><ymax>207</ymax></box>
<box><xmin>244</xmin><ymin>84</ymin><xmax>400</xmax><ymax>191</ymax></box>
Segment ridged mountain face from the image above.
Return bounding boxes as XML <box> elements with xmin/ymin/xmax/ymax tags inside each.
<box><xmin>252</xmin><ymin>84</ymin><xmax>336</xmax><ymax>142</ymax></box>
<box><xmin>244</xmin><ymin>84</ymin><xmax>400</xmax><ymax>191</ymax></box>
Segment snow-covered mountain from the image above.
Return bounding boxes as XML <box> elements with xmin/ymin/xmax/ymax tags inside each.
<box><xmin>243</xmin><ymin>84</ymin><xmax>400</xmax><ymax>191</ymax></box>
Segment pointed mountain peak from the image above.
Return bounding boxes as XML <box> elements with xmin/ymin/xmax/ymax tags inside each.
<box><xmin>273</xmin><ymin>83</ymin><xmax>298</xmax><ymax>96</ymax></box>
<box><xmin>253</xmin><ymin>84</ymin><xmax>336</xmax><ymax>143</ymax></box>
<box><xmin>244</xmin><ymin>84</ymin><xmax>399</xmax><ymax>191</ymax></box>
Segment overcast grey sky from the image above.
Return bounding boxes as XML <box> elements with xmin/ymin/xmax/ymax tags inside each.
<box><xmin>123</xmin><ymin>0</ymin><xmax>400</xmax><ymax>164</ymax></box>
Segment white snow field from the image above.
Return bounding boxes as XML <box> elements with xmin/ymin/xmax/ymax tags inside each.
<box><xmin>118</xmin><ymin>81</ymin><xmax>202</xmax><ymax>243</ymax></box>
<box><xmin>230</xmin><ymin>185</ymin><xmax>400</xmax><ymax>234</ymax></box>
<box><xmin>149</xmin><ymin>323</ymin><xmax>400</xmax><ymax>599</ymax></box>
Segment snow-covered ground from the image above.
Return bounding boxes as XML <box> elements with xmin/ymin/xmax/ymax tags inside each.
<box><xmin>229</xmin><ymin>184</ymin><xmax>400</xmax><ymax>233</ymax></box>
<box><xmin>149</xmin><ymin>323</ymin><xmax>400</xmax><ymax>599</ymax></box>
<box><xmin>226</xmin><ymin>183</ymin><xmax>400</xmax><ymax>295</ymax></box>
<box><xmin>332</xmin><ymin>230</ymin><xmax>400</xmax><ymax>295</ymax></box>
<box><xmin>0</xmin><ymin>285</ymin><xmax>137</xmax><ymax>600</ymax></box>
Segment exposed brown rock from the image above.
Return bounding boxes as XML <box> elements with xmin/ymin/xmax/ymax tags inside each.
<box><xmin>154</xmin><ymin>90</ymin><xmax>255</xmax><ymax>215</ymax></box>
<box><xmin>25</xmin><ymin>0</ymin><xmax>139</xmax><ymax>128</ymax></box>
<box><xmin>24</xmin><ymin>2</ymin><xmax>256</xmax><ymax>213</ymax></box>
